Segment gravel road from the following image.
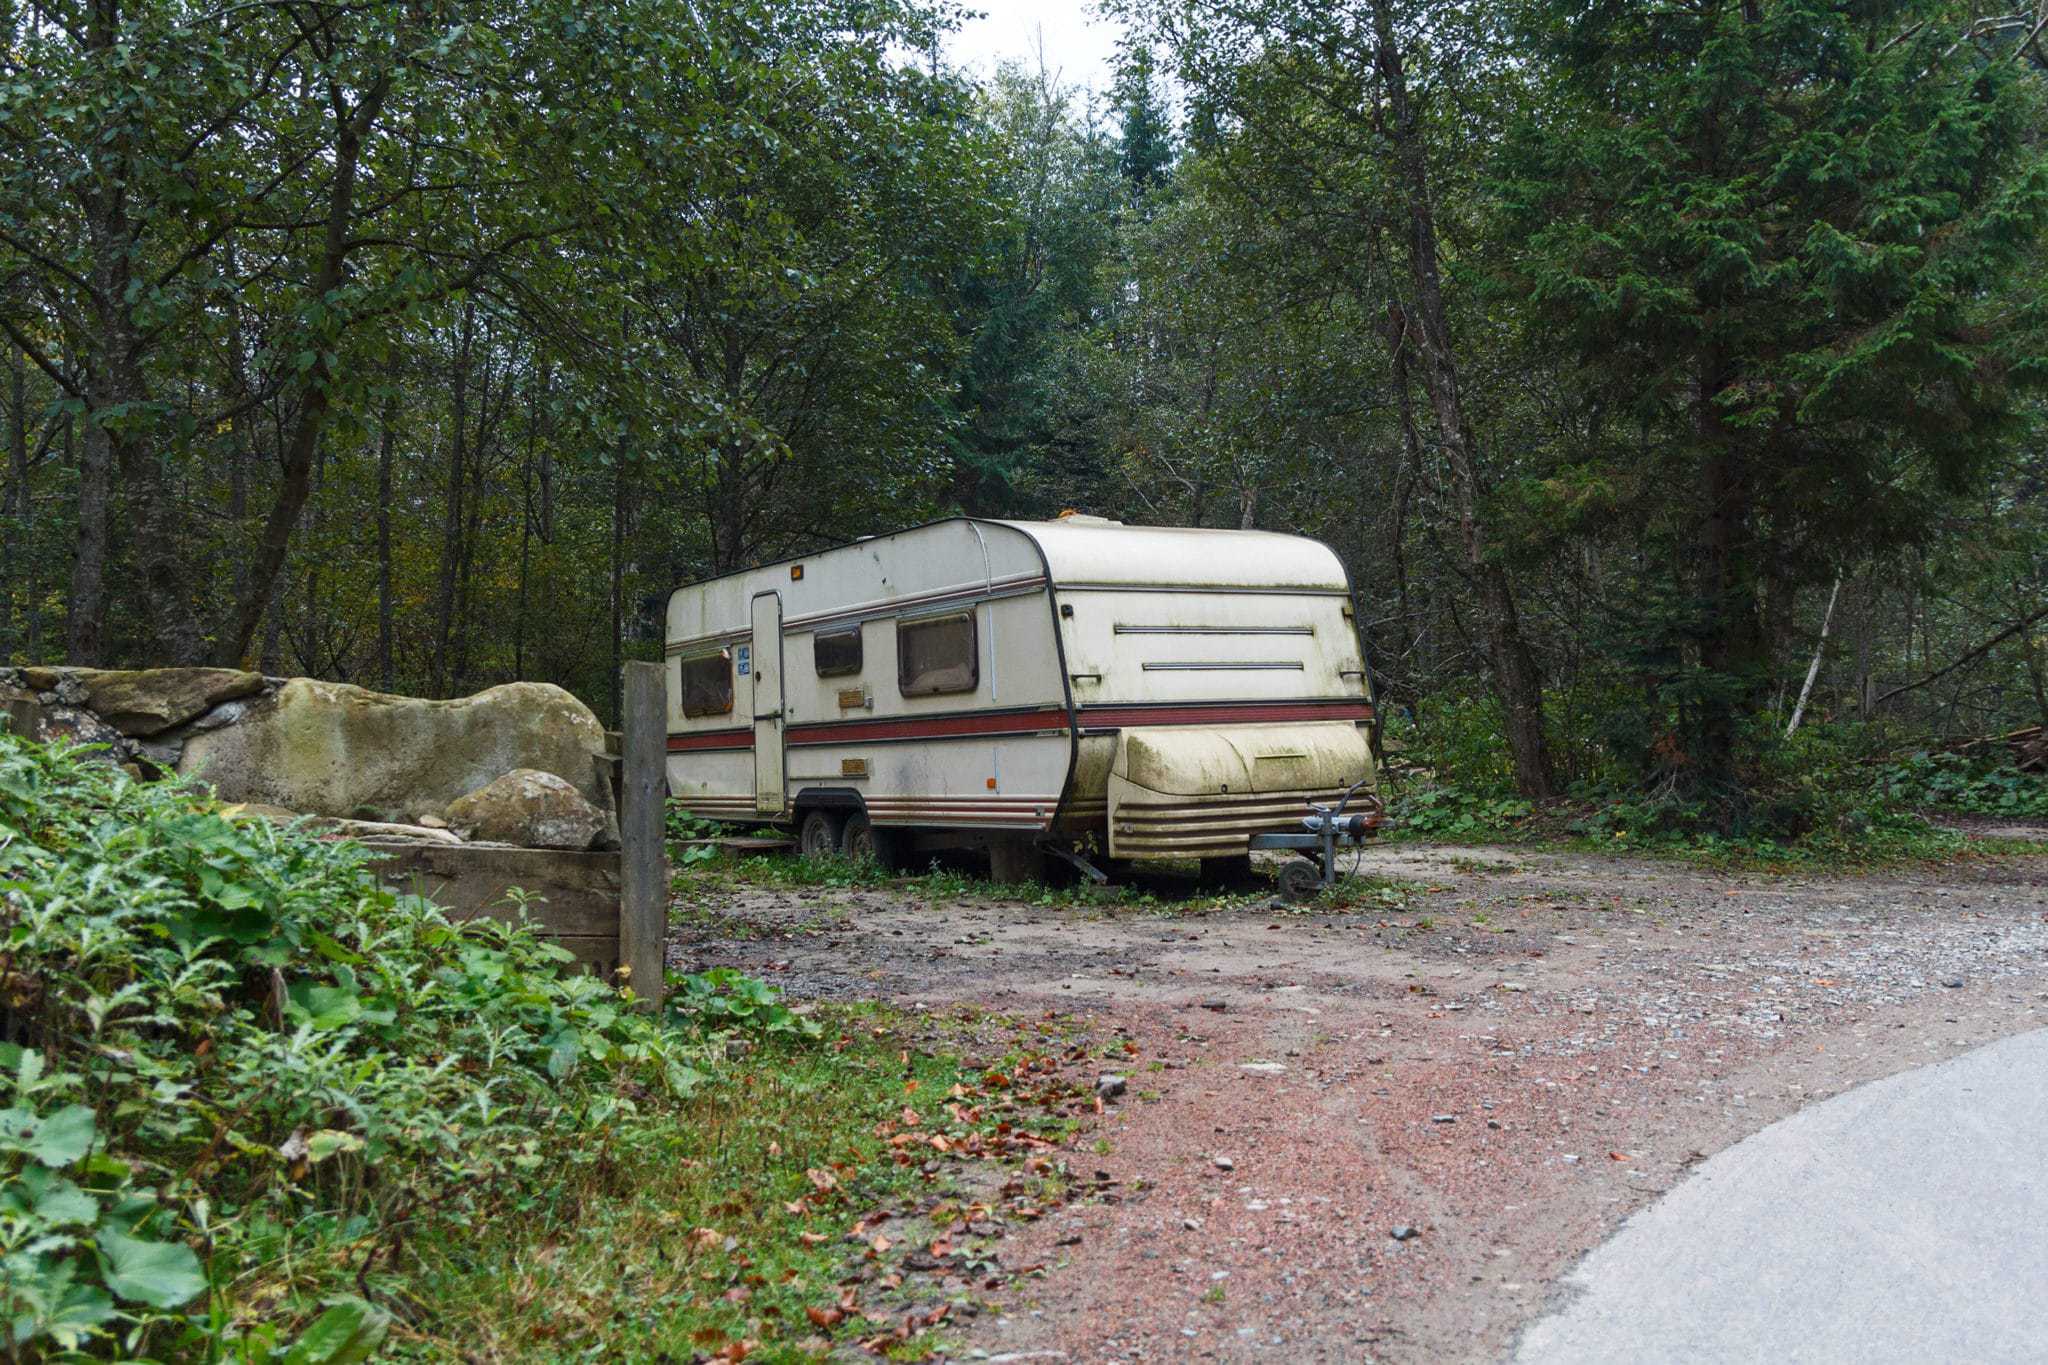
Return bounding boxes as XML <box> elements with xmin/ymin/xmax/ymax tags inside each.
<box><xmin>667</xmin><ymin>840</ymin><xmax>2048</xmax><ymax>1362</ymax></box>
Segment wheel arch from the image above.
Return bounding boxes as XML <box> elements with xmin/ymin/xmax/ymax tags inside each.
<box><xmin>791</xmin><ymin>785</ymin><xmax>868</xmax><ymax>815</ymax></box>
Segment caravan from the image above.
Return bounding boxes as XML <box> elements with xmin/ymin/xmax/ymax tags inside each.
<box><xmin>664</xmin><ymin>516</ymin><xmax>1378</xmax><ymax>880</ymax></box>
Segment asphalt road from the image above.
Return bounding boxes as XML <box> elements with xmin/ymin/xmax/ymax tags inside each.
<box><xmin>1513</xmin><ymin>1026</ymin><xmax>2048</xmax><ymax>1364</ymax></box>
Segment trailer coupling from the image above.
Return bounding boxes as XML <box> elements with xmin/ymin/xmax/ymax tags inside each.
<box><xmin>1249</xmin><ymin>777</ymin><xmax>1385</xmax><ymax>902</ymax></box>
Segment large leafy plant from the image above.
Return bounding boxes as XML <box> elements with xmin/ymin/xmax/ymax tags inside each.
<box><xmin>0</xmin><ymin>733</ymin><xmax>707</xmax><ymax>1355</ymax></box>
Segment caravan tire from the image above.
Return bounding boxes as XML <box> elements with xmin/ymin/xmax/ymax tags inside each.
<box><xmin>841</xmin><ymin>811</ymin><xmax>904</xmax><ymax>871</ymax></box>
<box><xmin>798</xmin><ymin>808</ymin><xmax>844</xmax><ymax>860</ymax></box>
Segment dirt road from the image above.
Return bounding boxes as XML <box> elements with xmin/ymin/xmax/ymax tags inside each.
<box><xmin>668</xmin><ymin>843</ymin><xmax>2048</xmax><ymax>1362</ymax></box>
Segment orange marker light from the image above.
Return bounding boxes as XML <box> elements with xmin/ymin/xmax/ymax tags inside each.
<box><xmin>790</xmin><ymin>564</ymin><xmax>804</xmax><ymax>580</ymax></box>
<box><xmin>986</xmin><ymin>777</ymin><xmax>998</xmax><ymax>790</ymax></box>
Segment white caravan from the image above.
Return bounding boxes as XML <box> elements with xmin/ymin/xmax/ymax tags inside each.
<box><xmin>663</xmin><ymin>516</ymin><xmax>1378</xmax><ymax>879</ymax></box>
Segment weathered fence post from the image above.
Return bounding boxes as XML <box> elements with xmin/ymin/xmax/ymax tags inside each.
<box><xmin>619</xmin><ymin>661</ymin><xmax>669</xmax><ymax>1011</ymax></box>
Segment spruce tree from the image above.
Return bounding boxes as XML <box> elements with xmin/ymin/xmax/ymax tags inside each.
<box><xmin>1500</xmin><ymin>0</ymin><xmax>2048</xmax><ymax>803</ymax></box>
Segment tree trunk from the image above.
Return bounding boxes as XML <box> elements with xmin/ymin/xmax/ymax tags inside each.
<box><xmin>66</xmin><ymin>391</ymin><xmax>114</xmax><ymax>665</ymax></box>
<box><xmin>211</xmin><ymin>72</ymin><xmax>392</xmax><ymax>667</ymax></box>
<box><xmin>1785</xmin><ymin>575</ymin><xmax>1842</xmax><ymax>738</ymax></box>
<box><xmin>5</xmin><ymin>348</ymin><xmax>27</xmax><ymax>660</ymax></box>
<box><xmin>1369</xmin><ymin>0</ymin><xmax>1554</xmax><ymax>798</ymax></box>
<box><xmin>431</xmin><ymin>303</ymin><xmax>474</xmax><ymax>695</ymax></box>
<box><xmin>1691</xmin><ymin>360</ymin><xmax>1762</xmax><ymax>790</ymax></box>
<box><xmin>611</xmin><ymin>447</ymin><xmax>628</xmax><ymax>724</ymax></box>
<box><xmin>375</xmin><ymin>391</ymin><xmax>397</xmax><ymax>692</ymax></box>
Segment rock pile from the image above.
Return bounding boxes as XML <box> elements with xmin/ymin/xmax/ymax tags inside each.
<box><xmin>0</xmin><ymin>666</ymin><xmax>619</xmax><ymax>851</ymax></box>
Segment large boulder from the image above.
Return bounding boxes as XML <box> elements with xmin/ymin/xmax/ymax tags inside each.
<box><xmin>84</xmin><ymin>668</ymin><xmax>264</xmax><ymax>737</ymax></box>
<box><xmin>179</xmin><ymin>679</ymin><xmax>616</xmax><ymax>834</ymax></box>
<box><xmin>445</xmin><ymin>769</ymin><xmax>608</xmax><ymax>850</ymax></box>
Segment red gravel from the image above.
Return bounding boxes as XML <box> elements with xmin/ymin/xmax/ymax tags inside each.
<box><xmin>671</xmin><ymin>842</ymin><xmax>2048</xmax><ymax>1361</ymax></box>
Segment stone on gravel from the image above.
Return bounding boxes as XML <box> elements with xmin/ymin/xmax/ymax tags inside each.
<box><xmin>1213</xmin><ymin>1155</ymin><xmax>1235</xmax><ymax>1171</ymax></box>
<box><xmin>180</xmin><ymin>678</ymin><xmax>618</xmax><ymax>838</ymax></box>
<box><xmin>1391</xmin><ymin>1225</ymin><xmax>1419</xmax><ymax>1242</ymax></box>
<box><xmin>1095</xmin><ymin>1074</ymin><xmax>1127</xmax><ymax>1100</ymax></box>
<box><xmin>446</xmin><ymin>768</ymin><xmax>608</xmax><ymax>849</ymax></box>
<box><xmin>83</xmin><ymin>667</ymin><xmax>264</xmax><ymax>736</ymax></box>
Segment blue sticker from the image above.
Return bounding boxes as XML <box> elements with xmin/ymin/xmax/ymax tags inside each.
<box><xmin>736</xmin><ymin>644</ymin><xmax>751</xmax><ymax>677</ymax></box>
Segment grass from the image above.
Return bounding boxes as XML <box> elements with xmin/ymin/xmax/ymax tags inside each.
<box><xmin>671</xmin><ymin>822</ymin><xmax>1425</xmax><ymax>916</ymax></box>
<box><xmin>1377</xmin><ymin>788</ymin><xmax>2046</xmax><ymax>873</ymax></box>
<box><xmin>397</xmin><ymin>1005</ymin><xmax>1086</xmax><ymax>1360</ymax></box>
<box><xmin>675</xmin><ymin>840</ymin><xmax>1429</xmax><ymax>914</ymax></box>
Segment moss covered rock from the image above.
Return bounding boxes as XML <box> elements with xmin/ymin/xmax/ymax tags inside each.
<box><xmin>84</xmin><ymin>668</ymin><xmax>265</xmax><ymax>736</ymax></box>
<box><xmin>180</xmin><ymin>680</ymin><xmax>616</xmax><ymax>838</ymax></box>
<box><xmin>445</xmin><ymin>769</ymin><xmax>608</xmax><ymax>849</ymax></box>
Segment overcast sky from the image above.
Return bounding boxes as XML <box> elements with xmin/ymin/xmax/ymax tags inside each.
<box><xmin>945</xmin><ymin>0</ymin><xmax>1129</xmax><ymax>93</ymax></box>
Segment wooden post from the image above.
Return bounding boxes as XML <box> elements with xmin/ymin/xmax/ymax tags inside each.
<box><xmin>619</xmin><ymin>661</ymin><xmax>668</xmax><ymax>1010</ymax></box>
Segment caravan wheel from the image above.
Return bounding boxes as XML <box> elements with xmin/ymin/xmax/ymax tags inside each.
<box><xmin>840</xmin><ymin>811</ymin><xmax>905</xmax><ymax>871</ymax></box>
<box><xmin>797</xmin><ymin>808</ymin><xmax>844</xmax><ymax>860</ymax></box>
<box><xmin>1276</xmin><ymin>858</ymin><xmax>1323</xmax><ymax>903</ymax></box>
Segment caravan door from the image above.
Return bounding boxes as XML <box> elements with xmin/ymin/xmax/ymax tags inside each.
<box><xmin>750</xmin><ymin>591</ymin><xmax>786</xmax><ymax>815</ymax></box>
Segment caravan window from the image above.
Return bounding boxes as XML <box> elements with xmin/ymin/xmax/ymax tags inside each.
<box><xmin>679</xmin><ymin>651</ymin><xmax>733</xmax><ymax>717</ymax></box>
<box><xmin>814</xmin><ymin>626</ymin><xmax>863</xmax><ymax>678</ymax></box>
<box><xmin>897</xmin><ymin>611</ymin><xmax>978</xmax><ymax>696</ymax></box>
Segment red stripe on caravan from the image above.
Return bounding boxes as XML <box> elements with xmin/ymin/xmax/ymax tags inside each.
<box><xmin>670</xmin><ymin>698</ymin><xmax>1373</xmax><ymax>752</ymax></box>
<box><xmin>1078</xmin><ymin>700</ymin><xmax>1372</xmax><ymax>729</ymax></box>
<box><xmin>785</xmin><ymin>707</ymin><xmax>1068</xmax><ymax>746</ymax></box>
<box><xmin>667</xmin><ymin>728</ymin><xmax>753</xmax><ymax>752</ymax></box>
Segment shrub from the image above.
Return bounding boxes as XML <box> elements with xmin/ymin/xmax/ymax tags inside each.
<box><xmin>0</xmin><ymin>732</ymin><xmax>709</xmax><ymax>1357</ymax></box>
<box><xmin>1873</xmin><ymin>750</ymin><xmax>2048</xmax><ymax>817</ymax></box>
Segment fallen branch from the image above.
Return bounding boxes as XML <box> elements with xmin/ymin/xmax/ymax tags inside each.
<box><xmin>1872</xmin><ymin>602</ymin><xmax>2048</xmax><ymax>707</ymax></box>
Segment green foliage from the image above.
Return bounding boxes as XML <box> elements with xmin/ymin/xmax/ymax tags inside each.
<box><xmin>1389</xmin><ymin>786</ymin><xmax>1537</xmax><ymax>840</ymax></box>
<box><xmin>1499</xmin><ymin>0</ymin><xmax>2048</xmax><ymax>784</ymax></box>
<box><xmin>667</xmin><ymin>968</ymin><xmax>825</xmax><ymax>1042</ymax></box>
<box><xmin>1875</xmin><ymin>752</ymin><xmax>2048</xmax><ymax>817</ymax></box>
<box><xmin>0</xmin><ymin>732</ymin><xmax>708</xmax><ymax>1354</ymax></box>
<box><xmin>1382</xmin><ymin>697</ymin><xmax>1521</xmax><ymax>796</ymax></box>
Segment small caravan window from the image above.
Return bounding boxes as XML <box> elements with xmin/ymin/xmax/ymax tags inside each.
<box><xmin>814</xmin><ymin>626</ymin><xmax>863</xmax><ymax>678</ymax></box>
<box><xmin>679</xmin><ymin>652</ymin><xmax>733</xmax><ymax>717</ymax></box>
<box><xmin>897</xmin><ymin>611</ymin><xmax>978</xmax><ymax>696</ymax></box>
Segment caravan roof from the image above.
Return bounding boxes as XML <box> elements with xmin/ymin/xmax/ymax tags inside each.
<box><xmin>990</xmin><ymin>518</ymin><xmax>1348</xmax><ymax>593</ymax></box>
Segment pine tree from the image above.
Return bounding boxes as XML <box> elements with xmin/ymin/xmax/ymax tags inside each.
<box><xmin>1501</xmin><ymin>0</ymin><xmax>2048</xmax><ymax>801</ymax></box>
<box><xmin>1112</xmin><ymin>42</ymin><xmax>1174</xmax><ymax>199</ymax></box>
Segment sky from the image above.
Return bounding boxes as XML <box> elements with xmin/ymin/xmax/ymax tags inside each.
<box><xmin>944</xmin><ymin>0</ymin><xmax>1129</xmax><ymax>93</ymax></box>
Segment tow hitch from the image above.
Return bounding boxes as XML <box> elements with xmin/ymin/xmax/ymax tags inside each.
<box><xmin>1249</xmin><ymin>777</ymin><xmax>1385</xmax><ymax>902</ymax></box>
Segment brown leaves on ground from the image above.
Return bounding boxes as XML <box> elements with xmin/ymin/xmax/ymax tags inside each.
<box><xmin>757</xmin><ymin>1025</ymin><xmax>1118</xmax><ymax>1358</ymax></box>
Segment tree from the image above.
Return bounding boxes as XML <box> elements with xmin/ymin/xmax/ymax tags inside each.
<box><xmin>1109</xmin><ymin>0</ymin><xmax>1561</xmax><ymax>797</ymax></box>
<box><xmin>1500</xmin><ymin>0</ymin><xmax>2048</xmax><ymax>796</ymax></box>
